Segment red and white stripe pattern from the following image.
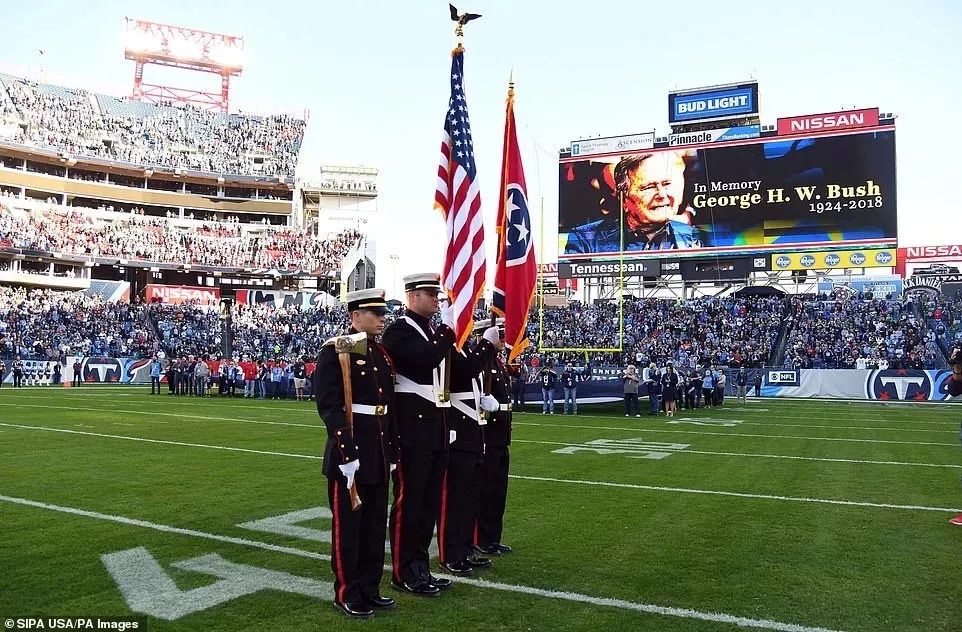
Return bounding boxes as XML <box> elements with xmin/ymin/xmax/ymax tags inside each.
<box><xmin>434</xmin><ymin>48</ymin><xmax>486</xmax><ymax>350</ymax></box>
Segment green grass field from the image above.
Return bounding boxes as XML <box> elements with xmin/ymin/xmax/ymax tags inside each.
<box><xmin>1</xmin><ymin>388</ymin><xmax>961</xmax><ymax>631</ymax></box>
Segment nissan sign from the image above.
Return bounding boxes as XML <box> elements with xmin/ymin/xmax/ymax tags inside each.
<box><xmin>776</xmin><ymin>108</ymin><xmax>880</xmax><ymax>136</ymax></box>
<box><xmin>145</xmin><ymin>284</ymin><xmax>221</xmax><ymax>306</ymax></box>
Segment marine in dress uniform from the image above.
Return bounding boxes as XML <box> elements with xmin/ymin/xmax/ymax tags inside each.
<box><xmin>381</xmin><ymin>273</ymin><xmax>457</xmax><ymax>596</ymax></box>
<box><xmin>314</xmin><ymin>289</ymin><xmax>398</xmax><ymax>619</ymax></box>
<box><xmin>437</xmin><ymin>325</ymin><xmax>498</xmax><ymax>575</ymax></box>
<box><xmin>474</xmin><ymin>331</ymin><xmax>514</xmax><ymax>556</ymax></box>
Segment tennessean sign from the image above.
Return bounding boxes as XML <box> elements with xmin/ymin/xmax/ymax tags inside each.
<box><xmin>776</xmin><ymin>108</ymin><xmax>880</xmax><ymax>135</ymax></box>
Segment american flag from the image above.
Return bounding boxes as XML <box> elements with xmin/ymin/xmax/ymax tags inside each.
<box><xmin>434</xmin><ymin>48</ymin><xmax>486</xmax><ymax>350</ymax></box>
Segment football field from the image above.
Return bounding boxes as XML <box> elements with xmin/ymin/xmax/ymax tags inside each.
<box><xmin>1</xmin><ymin>388</ymin><xmax>961</xmax><ymax>631</ymax></box>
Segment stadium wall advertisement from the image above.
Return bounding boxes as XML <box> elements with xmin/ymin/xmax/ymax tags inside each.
<box><xmin>234</xmin><ymin>288</ymin><xmax>339</xmax><ymax>309</ymax></box>
<box><xmin>570</xmin><ymin>132</ymin><xmax>655</xmax><ymax>157</ymax></box>
<box><xmin>1</xmin><ymin>357</ymin><xmax>154</xmax><ymax>385</ymax></box>
<box><xmin>904</xmin><ymin>244</ymin><xmax>962</xmax><ymax>262</ymax></box>
<box><xmin>776</xmin><ymin>108</ymin><xmax>879</xmax><ymax>136</ymax></box>
<box><xmin>559</xmin><ymin>128</ymin><xmax>897</xmax><ymax>259</ymax></box>
<box><xmin>668</xmin><ymin>83</ymin><xmax>759</xmax><ymax>123</ymax></box>
<box><xmin>770</xmin><ymin>248</ymin><xmax>896</xmax><ymax>271</ymax></box>
<box><xmin>519</xmin><ymin>369</ymin><xmax>959</xmax><ymax>403</ymax></box>
<box><xmin>816</xmin><ymin>275</ymin><xmax>903</xmax><ymax>296</ymax></box>
<box><xmin>668</xmin><ymin>125</ymin><xmax>760</xmax><ymax>146</ymax></box>
<box><xmin>146</xmin><ymin>284</ymin><xmax>221</xmax><ymax>306</ymax></box>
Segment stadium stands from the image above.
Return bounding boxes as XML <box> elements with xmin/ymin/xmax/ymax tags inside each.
<box><xmin>0</xmin><ymin>72</ymin><xmax>305</xmax><ymax>177</ymax></box>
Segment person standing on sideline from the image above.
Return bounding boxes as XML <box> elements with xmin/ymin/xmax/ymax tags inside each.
<box><xmin>715</xmin><ymin>369</ymin><xmax>726</xmax><ymax>406</ymax></box>
<box><xmin>643</xmin><ymin>363</ymin><xmax>660</xmax><ymax>415</ymax></box>
<box><xmin>701</xmin><ymin>370</ymin><xmax>715</xmax><ymax>408</ymax></box>
<box><xmin>622</xmin><ymin>364</ymin><xmax>640</xmax><ymax>417</ymax></box>
<box><xmin>72</xmin><ymin>358</ymin><xmax>82</xmax><ymax>387</ymax></box>
<box><xmin>539</xmin><ymin>362</ymin><xmax>558</xmax><ymax>414</ymax></box>
<box><xmin>194</xmin><ymin>359</ymin><xmax>209</xmax><ymax>397</ymax></box>
<box><xmin>12</xmin><ymin>357</ymin><xmax>23</xmax><ymax>388</ymax></box>
<box><xmin>561</xmin><ymin>364</ymin><xmax>579</xmax><ymax>415</ymax></box>
<box><xmin>315</xmin><ymin>289</ymin><xmax>397</xmax><ymax>619</ymax></box>
<box><xmin>293</xmin><ymin>357</ymin><xmax>307</xmax><ymax>401</ymax></box>
<box><xmin>661</xmin><ymin>364</ymin><xmax>679</xmax><ymax>417</ymax></box>
<box><xmin>381</xmin><ymin>273</ymin><xmax>457</xmax><ymax>597</ymax></box>
<box><xmin>511</xmin><ymin>362</ymin><xmax>527</xmax><ymax>412</ymax></box>
<box><xmin>736</xmin><ymin>367</ymin><xmax>748</xmax><ymax>403</ymax></box>
<box><xmin>149</xmin><ymin>356</ymin><xmax>162</xmax><ymax>394</ymax></box>
<box><xmin>753</xmin><ymin>370</ymin><xmax>763</xmax><ymax>397</ymax></box>
<box><xmin>0</xmin><ymin>359</ymin><xmax>6</xmax><ymax>388</ymax></box>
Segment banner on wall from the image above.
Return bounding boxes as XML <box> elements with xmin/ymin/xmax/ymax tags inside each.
<box><xmin>816</xmin><ymin>275</ymin><xmax>903</xmax><ymax>296</ymax></box>
<box><xmin>762</xmin><ymin>369</ymin><xmax>959</xmax><ymax>401</ymax></box>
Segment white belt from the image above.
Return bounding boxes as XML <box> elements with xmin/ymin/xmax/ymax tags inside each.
<box><xmin>351</xmin><ymin>404</ymin><xmax>388</xmax><ymax>416</ymax></box>
<box><xmin>396</xmin><ymin>374</ymin><xmax>449</xmax><ymax>407</ymax></box>
<box><xmin>498</xmin><ymin>403</ymin><xmax>512</xmax><ymax>412</ymax></box>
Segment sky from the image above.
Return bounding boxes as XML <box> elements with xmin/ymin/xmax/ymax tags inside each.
<box><xmin>1</xmin><ymin>0</ymin><xmax>961</xmax><ymax>297</ymax></box>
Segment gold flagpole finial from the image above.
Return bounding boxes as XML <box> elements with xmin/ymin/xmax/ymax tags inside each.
<box><xmin>449</xmin><ymin>4</ymin><xmax>481</xmax><ymax>54</ymax></box>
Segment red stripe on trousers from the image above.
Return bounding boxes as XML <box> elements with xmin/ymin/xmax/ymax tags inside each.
<box><xmin>392</xmin><ymin>458</ymin><xmax>405</xmax><ymax>582</ymax></box>
<box><xmin>332</xmin><ymin>482</ymin><xmax>347</xmax><ymax>603</ymax></box>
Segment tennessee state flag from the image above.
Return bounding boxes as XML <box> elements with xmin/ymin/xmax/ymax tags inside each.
<box><xmin>491</xmin><ymin>81</ymin><xmax>537</xmax><ymax>362</ymax></box>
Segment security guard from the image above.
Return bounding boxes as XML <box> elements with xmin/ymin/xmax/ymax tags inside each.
<box><xmin>474</xmin><ymin>330</ymin><xmax>514</xmax><ymax>556</ymax></box>
<box><xmin>382</xmin><ymin>273</ymin><xmax>457</xmax><ymax>596</ymax></box>
<box><xmin>314</xmin><ymin>289</ymin><xmax>397</xmax><ymax>619</ymax></box>
<box><xmin>437</xmin><ymin>323</ymin><xmax>499</xmax><ymax>575</ymax></box>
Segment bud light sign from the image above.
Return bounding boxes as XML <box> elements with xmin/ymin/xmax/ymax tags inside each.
<box><xmin>669</xmin><ymin>83</ymin><xmax>759</xmax><ymax>124</ymax></box>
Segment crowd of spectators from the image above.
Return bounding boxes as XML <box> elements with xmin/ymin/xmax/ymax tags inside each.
<box><xmin>782</xmin><ymin>294</ymin><xmax>941</xmax><ymax>369</ymax></box>
<box><xmin>530</xmin><ymin>297</ymin><xmax>786</xmax><ymax>369</ymax></box>
<box><xmin>0</xmin><ymin>75</ymin><xmax>305</xmax><ymax>177</ymax></box>
<box><xmin>0</xmin><ymin>286</ymin><xmax>155</xmax><ymax>359</ymax></box>
<box><xmin>0</xmin><ymin>203</ymin><xmax>362</xmax><ymax>274</ymax></box>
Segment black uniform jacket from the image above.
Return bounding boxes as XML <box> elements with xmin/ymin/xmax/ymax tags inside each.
<box><xmin>448</xmin><ymin>339</ymin><xmax>495</xmax><ymax>454</ymax></box>
<box><xmin>381</xmin><ymin>310</ymin><xmax>456</xmax><ymax>451</ymax></box>
<box><xmin>315</xmin><ymin>328</ymin><xmax>397</xmax><ymax>484</ymax></box>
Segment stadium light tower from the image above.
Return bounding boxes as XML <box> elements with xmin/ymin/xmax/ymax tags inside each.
<box><xmin>123</xmin><ymin>17</ymin><xmax>244</xmax><ymax>114</ymax></box>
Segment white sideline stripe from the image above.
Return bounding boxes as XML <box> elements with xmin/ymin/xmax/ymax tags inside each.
<box><xmin>513</xmin><ymin>421</ymin><xmax>959</xmax><ymax>447</ymax></box>
<box><xmin>741</xmin><ymin>422</ymin><xmax>954</xmax><ymax>434</ymax></box>
<box><xmin>0</xmin><ymin>403</ymin><xmax>321</xmax><ymax>429</ymax></box>
<box><xmin>6</xmin><ymin>422</ymin><xmax>957</xmax><ymax>514</ymax></box>
<box><xmin>0</xmin><ymin>423</ymin><xmax>322</xmax><ymax>460</ymax></box>
<box><xmin>509</xmin><ymin>475</ymin><xmax>962</xmax><ymax>513</ymax></box>
<box><xmin>511</xmin><ymin>439</ymin><xmax>962</xmax><ymax>469</ymax></box>
<box><xmin>0</xmin><ymin>493</ymin><xmax>845</xmax><ymax>632</ymax></box>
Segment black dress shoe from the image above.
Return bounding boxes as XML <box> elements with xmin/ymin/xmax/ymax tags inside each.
<box><xmin>335</xmin><ymin>601</ymin><xmax>374</xmax><ymax>619</ymax></box>
<box><xmin>364</xmin><ymin>595</ymin><xmax>396</xmax><ymax>610</ymax></box>
<box><xmin>495</xmin><ymin>543</ymin><xmax>513</xmax><ymax>554</ymax></box>
<box><xmin>391</xmin><ymin>579</ymin><xmax>440</xmax><ymax>596</ymax></box>
<box><xmin>427</xmin><ymin>575</ymin><xmax>453</xmax><ymax>590</ymax></box>
<box><xmin>465</xmin><ymin>554</ymin><xmax>492</xmax><ymax>568</ymax></box>
<box><xmin>474</xmin><ymin>544</ymin><xmax>501</xmax><ymax>555</ymax></box>
<box><xmin>439</xmin><ymin>560</ymin><xmax>474</xmax><ymax>575</ymax></box>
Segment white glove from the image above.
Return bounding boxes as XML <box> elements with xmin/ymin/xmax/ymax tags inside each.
<box><xmin>482</xmin><ymin>326</ymin><xmax>500</xmax><ymax>345</ymax></box>
<box><xmin>449</xmin><ymin>429</ymin><xmax>457</xmax><ymax>444</ymax></box>
<box><xmin>390</xmin><ymin>463</ymin><xmax>397</xmax><ymax>474</ymax></box>
<box><xmin>480</xmin><ymin>394</ymin><xmax>499</xmax><ymax>412</ymax></box>
<box><xmin>440</xmin><ymin>305</ymin><xmax>456</xmax><ymax>329</ymax></box>
<box><xmin>338</xmin><ymin>459</ymin><xmax>360</xmax><ymax>489</ymax></box>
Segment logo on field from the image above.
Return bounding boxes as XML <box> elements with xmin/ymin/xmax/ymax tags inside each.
<box><xmin>824</xmin><ymin>254</ymin><xmax>841</xmax><ymax>266</ymax></box>
<box><xmin>775</xmin><ymin>256</ymin><xmax>791</xmax><ymax>269</ymax></box>
<box><xmin>875</xmin><ymin>250</ymin><xmax>893</xmax><ymax>265</ymax></box>
<box><xmin>850</xmin><ymin>252</ymin><xmax>866</xmax><ymax>266</ymax></box>
<box><xmin>866</xmin><ymin>369</ymin><xmax>931</xmax><ymax>401</ymax></box>
<box><xmin>800</xmin><ymin>254</ymin><xmax>816</xmax><ymax>267</ymax></box>
<box><xmin>83</xmin><ymin>357</ymin><xmax>123</xmax><ymax>383</ymax></box>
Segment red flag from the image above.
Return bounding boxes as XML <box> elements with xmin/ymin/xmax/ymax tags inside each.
<box><xmin>435</xmin><ymin>47</ymin><xmax>486</xmax><ymax>350</ymax></box>
<box><xmin>491</xmin><ymin>81</ymin><xmax>536</xmax><ymax>362</ymax></box>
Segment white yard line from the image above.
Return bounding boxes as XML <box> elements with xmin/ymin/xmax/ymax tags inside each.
<box><xmin>510</xmin><ymin>439</ymin><xmax>962</xmax><ymax>469</ymax></box>
<box><xmin>508</xmin><ymin>475</ymin><xmax>962</xmax><ymax>513</ymax></box>
<box><xmin>0</xmin><ymin>402</ymin><xmax>321</xmax><ymax>429</ymax></box>
<box><xmin>2</xmin><ymin>422</ymin><xmax>956</xmax><ymax>514</ymax></box>
<box><xmin>0</xmin><ymin>493</ymin><xmax>846</xmax><ymax>632</ymax></box>
<box><xmin>513</xmin><ymin>421</ymin><xmax>959</xmax><ymax>447</ymax></box>
<box><xmin>0</xmin><ymin>423</ymin><xmax>321</xmax><ymax>460</ymax></box>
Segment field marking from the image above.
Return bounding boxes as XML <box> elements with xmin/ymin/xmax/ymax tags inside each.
<box><xmin>511</xmin><ymin>439</ymin><xmax>962</xmax><ymax>469</ymax></box>
<box><xmin>4</xmin><ymin>422</ymin><xmax>956</xmax><ymax>515</ymax></box>
<box><xmin>0</xmin><ymin>402</ymin><xmax>321</xmax><ymax>429</ymax></box>
<box><xmin>738</xmin><ymin>421</ymin><xmax>956</xmax><ymax>434</ymax></box>
<box><xmin>514</xmin><ymin>421</ymin><xmax>959</xmax><ymax>447</ymax></box>
<box><xmin>508</xmin><ymin>475</ymin><xmax>962</xmax><ymax>513</ymax></box>
<box><xmin>0</xmin><ymin>423</ymin><xmax>322</xmax><ymax>460</ymax></box>
<box><xmin>0</xmin><ymin>493</ymin><xmax>846</xmax><ymax>632</ymax></box>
